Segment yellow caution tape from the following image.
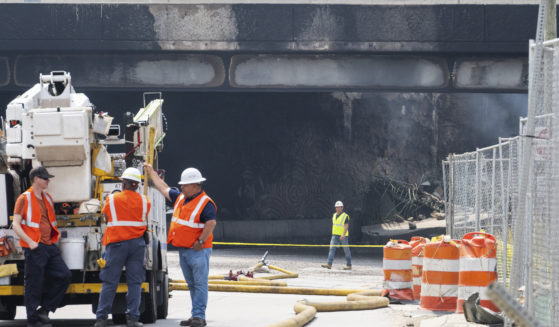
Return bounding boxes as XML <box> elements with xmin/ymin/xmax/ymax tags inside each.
<box><xmin>213</xmin><ymin>242</ymin><xmax>383</xmax><ymax>248</ymax></box>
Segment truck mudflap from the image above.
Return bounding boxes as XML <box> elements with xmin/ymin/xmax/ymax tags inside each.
<box><xmin>0</xmin><ymin>282</ymin><xmax>149</xmax><ymax>295</ymax></box>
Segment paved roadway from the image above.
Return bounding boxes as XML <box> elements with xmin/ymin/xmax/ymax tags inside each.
<box><xmin>0</xmin><ymin>248</ymin><xmax>478</xmax><ymax>327</ymax></box>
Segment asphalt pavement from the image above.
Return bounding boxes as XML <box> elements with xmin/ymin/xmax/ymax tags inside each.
<box><xmin>0</xmin><ymin>247</ymin><xmax>481</xmax><ymax>327</ymax></box>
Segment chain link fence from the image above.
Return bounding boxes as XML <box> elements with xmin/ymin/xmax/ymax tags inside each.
<box><xmin>442</xmin><ymin>39</ymin><xmax>559</xmax><ymax>325</ymax></box>
<box><xmin>443</xmin><ymin>137</ymin><xmax>519</xmax><ymax>289</ymax></box>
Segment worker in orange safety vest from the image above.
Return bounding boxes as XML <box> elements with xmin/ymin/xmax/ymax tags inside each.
<box><xmin>144</xmin><ymin>163</ymin><xmax>216</xmax><ymax>327</ymax></box>
<box><xmin>12</xmin><ymin>166</ymin><xmax>72</xmax><ymax>327</ymax></box>
<box><xmin>94</xmin><ymin>167</ymin><xmax>151</xmax><ymax>327</ymax></box>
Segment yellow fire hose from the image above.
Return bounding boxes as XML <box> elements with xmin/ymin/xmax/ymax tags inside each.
<box><xmin>174</xmin><ymin>255</ymin><xmax>387</xmax><ymax>327</ymax></box>
<box><xmin>266</xmin><ymin>291</ymin><xmax>389</xmax><ymax>327</ymax></box>
<box><xmin>170</xmin><ymin>283</ymin><xmax>367</xmax><ymax>296</ymax></box>
<box><xmin>171</xmin><ymin>279</ymin><xmax>287</xmax><ymax>287</ymax></box>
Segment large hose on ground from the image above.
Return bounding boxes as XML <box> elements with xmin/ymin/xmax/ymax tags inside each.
<box><xmin>170</xmin><ymin>283</ymin><xmax>366</xmax><ymax>296</ymax></box>
<box><xmin>171</xmin><ymin>279</ymin><xmax>287</xmax><ymax>287</ymax></box>
<box><xmin>265</xmin><ymin>290</ymin><xmax>389</xmax><ymax>327</ymax></box>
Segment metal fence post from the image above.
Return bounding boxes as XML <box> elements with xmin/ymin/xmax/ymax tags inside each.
<box><xmin>475</xmin><ymin>149</ymin><xmax>481</xmax><ymax>231</ymax></box>
<box><xmin>491</xmin><ymin>147</ymin><xmax>496</xmax><ymax>234</ymax></box>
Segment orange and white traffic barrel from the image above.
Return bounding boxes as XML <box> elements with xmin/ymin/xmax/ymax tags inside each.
<box><xmin>456</xmin><ymin>232</ymin><xmax>498</xmax><ymax>313</ymax></box>
<box><xmin>420</xmin><ymin>236</ymin><xmax>460</xmax><ymax>311</ymax></box>
<box><xmin>382</xmin><ymin>239</ymin><xmax>414</xmax><ymax>301</ymax></box>
<box><xmin>410</xmin><ymin>236</ymin><xmax>429</xmax><ymax>300</ymax></box>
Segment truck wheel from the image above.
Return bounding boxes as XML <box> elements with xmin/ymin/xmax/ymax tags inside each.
<box><xmin>140</xmin><ymin>271</ymin><xmax>157</xmax><ymax>324</ymax></box>
<box><xmin>0</xmin><ymin>301</ymin><xmax>16</xmax><ymax>320</ymax></box>
<box><xmin>156</xmin><ymin>272</ymin><xmax>168</xmax><ymax>319</ymax></box>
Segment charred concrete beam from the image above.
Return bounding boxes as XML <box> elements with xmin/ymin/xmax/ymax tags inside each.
<box><xmin>229</xmin><ymin>54</ymin><xmax>449</xmax><ymax>89</ymax></box>
<box><xmin>1</xmin><ymin>53</ymin><xmax>527</xmax><ymax>92</ymax></box>
<box><xmin>0</xmin><ymin>4</ymin><xmax>539</xmax><ymax>53</ymax></box>
<box><xmin>14</xmin><ymin>54</ymin><xmax>225</xmax><ymax>88</ymax></box>
<box><xmin>453</xmin><ymin>58</ymin><xmax>528</xmax><ymax>90</ymax></box>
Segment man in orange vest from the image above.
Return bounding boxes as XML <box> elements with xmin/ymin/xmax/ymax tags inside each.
<box><xmin>12</xmin><ymin>166</ymin><xmax>72</xmax><ymax>327</ymax></box>
<box><xmin>144</xmin><ymin>164</ymin><xmax>216</xmax><ymax>327</ymax></box>
<box><xmin>94</xmin><ymin>167</ymin><xmax>151</xmax><ymax>327</ymax></box>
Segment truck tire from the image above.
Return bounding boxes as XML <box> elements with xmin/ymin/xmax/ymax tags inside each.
<box><xmin>157</xmin><ymin>272</ymin><xmax>168</xmax><ymax>319</ymax></box>
<box><xmin>0</xmin><ymin>300</ymin><xmax>16</xmax><ymax>320</ymax></box>
<box><xmin>140</xmin><ymin>271</ymin><xmax>157</xmax><ymax>324</ymax></box>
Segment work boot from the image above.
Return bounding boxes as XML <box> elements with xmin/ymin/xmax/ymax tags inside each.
<box><xmin>180</xmin><ymin>317</ymin><xmax>193</xmax><ymax>326</ymax></box>
<box><xmin>190</xmin><ymin>317</ymin><xmax>207</xmax><ymax>327</ymax></box>
<box><xmin>343</xmin><ymin>265</ymin><xmax>352</xmax><ymax>270</ymax></box>
<box><xmin>126</xmin><ymin>315</ymin><xmax>143</xmax><ymax>327</ymax></box>
<box><xmin>93</xmin><ymin>317</ymin><xmax>108</xmax><ymax>327</ymax></box>
<box><xmin>37</xmin><ymin>308</ymin><xmax>50</xmax><ymax>324</ymax></box>
<box><xmin>321</xmin><ymin>264</ymin><xmax>331</xmax><ymax>269</ymax></box>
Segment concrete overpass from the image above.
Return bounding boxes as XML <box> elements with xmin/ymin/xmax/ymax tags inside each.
<box><xmin>0</xmin><ymin>1</ymin><xmax>537</xmax><ymax>242</ymax></box>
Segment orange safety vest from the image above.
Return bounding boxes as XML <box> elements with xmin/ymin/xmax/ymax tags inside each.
<box><xmin>168</xmin><ymin>191</ymin><xmax>216</xmax><ymax>249</ymax></box>
<box><xmin>102</xmin><ymin>190</ymin><xmax>150</xmax><ymax>246</ymax></box>
<box><xmin>18</xmin><ymin>187</ymin><xmax>59</xmax><ymax>248</ymax></box>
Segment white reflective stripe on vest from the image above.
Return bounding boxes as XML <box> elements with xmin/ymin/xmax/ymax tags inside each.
<box><xmin>413</xmin><ymin>277</ymin><xmax>422</xmax><ymax>285</ymax></box>
<box><xmin>458</xmin><ymin>286</ymin><xmax>490</xmax><ymax>300</ymax></box>
<box><xmin>189</xmin><ymin>195</ymin><xmax>209</xmax><ymax>223</ymax></box>
<box><xmin>420</xmin><ymin>283</ymin><xmax>458</xmax><ymax>297</ymax></box>
<box><xmin>174</xmin><ymin>194</ymin><xmax>184</xmax><ymax>212</ymax></box>
<box><xmin>171</xmin><ymin>217</ymin><xmax>204</xmax><ymax>229</ymax></box>
<box><xmin>140</xmin><ymin>194</ymin><xmax>148</xmax><ymax>222</ymax></box>
<box><xmin>108</xmin><ymin>193</ymin><xmax>148</xmax><ymax>223</ymax></box>
<box><xmin>20</xmin><ymin>219</ymin><xmax>40</xmax><ymax>228</ymax></box>
<box><xmin>383</xmin><ymin>259</ymin><xmax>412</xmax><ymax>270</ymax></box>
<box><xmin>422</xmin><ymin>258</ymin><xmax>460</xmax><ymax>272</ymax></box>
<box><xmin>412</xmin><ymin>257</ymin><xmax>422</xmax><ymax>265</ymax></box>
<box><xmin>108</xmin><ymin>194</ymin><xmax>118</xmax><ymax>222</ymax></box>
<box><xmin>44</xmin><ymin>193</ymin><xmax>54</xmax><ymax>210</ymax></box>
<box><xmin>332</xmin><ymin>213</ymin><xmax>348</xmax><ymax>227</ymax></box>
<box><xmin>107</xmin><ymin>221</ymin><xmax>147</xmax><ymax>227</ymax></box>
<box><xmin>459</xmin><ymin>257</ymin><xmax>497</xmax><ymax>271</ymax></box>
<box><xmin>383</xmin><ymin>280</ymin><xmax>412</xmax><ymax>290</ymax></box>
<box><xmin>23</xmin><ymin>192</ymin><xmax>40</xmax><ymax>228</ymax></box>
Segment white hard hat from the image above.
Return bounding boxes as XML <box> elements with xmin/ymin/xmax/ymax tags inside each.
<box><xmin>121</xmin><ymin>167</ymin><xmax>142</xmax><ymax>182</ymax></box>
<box><xmin>335</xmin><ymin>201</ymin><xmax>344</xmax><ymax>207</ymax></box>
<box><xmin>179</xmin><ymin>168</ymin><xmax>206</xmax><ymax>185</ymax></box>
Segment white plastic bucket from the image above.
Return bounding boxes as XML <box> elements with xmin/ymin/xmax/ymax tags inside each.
<box><xmin>59</xmin><ymin>238</ymin><xmax>85</xmax><ymax>270</ymax></box>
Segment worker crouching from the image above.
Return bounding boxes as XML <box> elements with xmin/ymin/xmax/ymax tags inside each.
<box><xmin>94</xmin><ymin>168</ymin><xmax>151</xmax><ymax>327</ymax></box>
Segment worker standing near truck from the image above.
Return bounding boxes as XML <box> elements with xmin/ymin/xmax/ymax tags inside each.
<box><xmin>321</xmin><ymin>201</ymin><xmax>352</xmax><ymax>270</ymax></box>
<box><xmin>144</xmin><ymin>164</ymin><xmax>216</xmax><ymax>327</ymax></box>
<box><xmin>94</xmin><ymin>167</ymin><xmax>151</xmax><ymax>327</ymax></box>
<box><xmin>12</xmin><ymin>166</ymin><xmax>72</xmax><ymax>327</ymax></box>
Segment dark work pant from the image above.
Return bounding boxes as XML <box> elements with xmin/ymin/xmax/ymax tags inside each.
<box><xmin>24</xmin><ymin>243</ymin><xmax>72</xmax><ymax>323</ymax></box>
<box><xmin>96</xmin><ymin>237</ymin><xmax>146</xmax><ymax>320</ymax></box>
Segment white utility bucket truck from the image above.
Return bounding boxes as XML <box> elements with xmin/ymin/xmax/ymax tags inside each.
<box><xmin>0</xmin><ymin>71</ymin><xmax>169</xmax><ymax>324</ymax></box>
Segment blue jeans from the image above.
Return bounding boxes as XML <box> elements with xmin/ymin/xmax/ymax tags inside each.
<box><xmin>96</xmin><ymin>237</ymin><xmax>146</xmax><ymax>319</ymax></box>
<box><xmin>24</xmin><ymin>243</ymin><xmax>72</xmax><ymax>323</ymax></box>
<box><xmin>179</xmin><ymin>247</ymin><xmax>212</xmax><ymax>320</ymax></box>
<box><xmin>326</xmin><ymin>235</ymin><xmax>352</xmax><ymax>266</ymax></box>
